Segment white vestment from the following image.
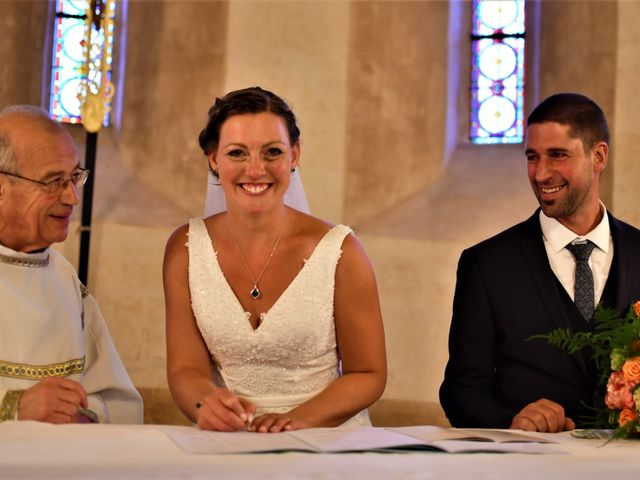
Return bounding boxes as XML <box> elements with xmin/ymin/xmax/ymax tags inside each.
<box><xmin>0</xmin><ymin>243</ymin><xmax>143</xmax><ymax>423</ymax></box>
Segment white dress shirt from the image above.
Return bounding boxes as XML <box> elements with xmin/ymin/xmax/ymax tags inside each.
<box><xmin>539</xmin><ymin>205</ymin><xmax>613</xmax><ymax>305</ymax></box>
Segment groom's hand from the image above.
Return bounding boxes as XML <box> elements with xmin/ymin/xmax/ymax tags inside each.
<box><xmin>510</xmin><ymin>398</ymin><xmax>575</xmax><ymax>432</ymax></box>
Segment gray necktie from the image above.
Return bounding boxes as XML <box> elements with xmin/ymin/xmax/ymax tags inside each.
<box><xmin>566</xmin><ymin>241</ymin><xmax>596</xmax><ymax>321</ymax></box>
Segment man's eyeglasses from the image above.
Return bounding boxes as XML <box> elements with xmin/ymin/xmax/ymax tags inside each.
<box><xmin>0</xmin><ymin>168</ymin><xmax>90</xmax><ymax>196</ymax></box>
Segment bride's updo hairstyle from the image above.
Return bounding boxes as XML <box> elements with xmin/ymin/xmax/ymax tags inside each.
<box><xmin>198</xmin><ymin>86</ymin><xmax>301</xmax><ymax>156</ymax></box>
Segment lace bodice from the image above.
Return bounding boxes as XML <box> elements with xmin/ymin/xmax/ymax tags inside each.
<box><xmin>188</xmin><ymin>218</ymin><xmax>368</xmax><ymax>424</ymax></box>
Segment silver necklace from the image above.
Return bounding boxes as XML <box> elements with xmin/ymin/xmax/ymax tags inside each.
<box><xmin>228</xmin><ymin>209</ymin><xmax>287</xmax><ymax>299</ymax></box>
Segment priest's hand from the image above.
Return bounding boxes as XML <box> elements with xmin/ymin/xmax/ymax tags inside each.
<box><xmin>510</xmin><ymin>398</ymin><xmax>576</xmax><ymax>432</ymax></box>
<box><xmin>18</xmin><ymin>377</ymin><xmax>89</xmax><ymax>424</ymax></box>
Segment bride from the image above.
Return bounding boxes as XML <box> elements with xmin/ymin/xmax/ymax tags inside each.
<box><xmin>163</xmin><ymin>87</ymin><xmax>386</xmax><ymax>433</ymax></box>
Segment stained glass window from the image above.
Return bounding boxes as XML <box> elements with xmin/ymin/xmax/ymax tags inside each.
<box><xmin>49</xmin><ymin>0</ymin><xmax>115</xmax><ymax>126</ymax></box>
<box><xmin>470</xmin><ymin>0</ymin><xmax>525</xmax><ymax>144</ymax></box>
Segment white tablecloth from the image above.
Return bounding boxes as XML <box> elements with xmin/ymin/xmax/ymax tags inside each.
<box><xmin>0</xmin><ymin>422</ymin><xmax>636</xmax><ymax>480</ymax></box>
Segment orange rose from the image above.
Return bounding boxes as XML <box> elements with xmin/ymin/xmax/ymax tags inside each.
<box><xmin>621</xmin><ymin>357</ymin><xmax>640</xmax><ymax>385</ymax></box>
<box><xmin>619</xmin><ymin>408</ymin><xmax>637</xmax><ymax>427</ymax></box>
<box><xmin>633</xmin><ymin>301</ymin><xmax>640</xmax><ymax>318</ymax></box>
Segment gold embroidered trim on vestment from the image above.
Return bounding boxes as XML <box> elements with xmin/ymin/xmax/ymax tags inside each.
<box><xmin>0</xmin><ymin>252</ymin><xmax>49</xmax><ymax>268</ymax></box>
<box><xmin>80</xmin><ymin>282</ymin><xmax>89</xmax><ymax>298</ymax></box>
<box><xmin>0</xmin><ymin>357</ymin><xmax>85</xmax><ymax>380</ymax></box>
<box><xmin>0</xmin><ymin>390</ymin><xmax>25</xmax><ymax>421</ymax></box>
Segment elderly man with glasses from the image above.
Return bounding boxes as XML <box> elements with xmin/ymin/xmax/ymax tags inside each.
<box><xmin>0</xmin><ymin>105</ymin><xmax>142</xmax><ymax>424</ymax></box>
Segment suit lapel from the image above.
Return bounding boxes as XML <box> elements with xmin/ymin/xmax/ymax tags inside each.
<box><xmin>519</xmin><ymin>212</ymin><xmax>570</xmax><ymax>331</ymax></box>
<box><xmin>609</xmin><ymin>215</ymin><xmax>632</xmax><ymax>311</ymax></box>
<box><xmin>519</xmin><ymin>211</ymin><xmax>589</xmax><ymax>375</ymax></box>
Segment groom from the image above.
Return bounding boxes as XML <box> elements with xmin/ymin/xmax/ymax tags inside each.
<box><xmin>440</xmin><ymin>93</ymin><xmax>640</xmax><ymax>432</ymax></box>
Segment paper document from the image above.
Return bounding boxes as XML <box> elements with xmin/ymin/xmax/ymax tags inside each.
<box><xmin>164</xmin><ymin>425</ymin><xmax>565</xmax><ymax>455</ymax></box>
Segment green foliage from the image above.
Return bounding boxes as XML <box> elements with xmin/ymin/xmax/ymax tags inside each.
<box><xmin>533</xmin><ymin>304</ymin><xmax>640</xmax><ymax>385</ymax></box>
<box><xmin>610</xmin><ymin>420</ymin><xmax>639</xmax><ymax>442</ymax></box>
<box><xmin>531</xmin><ymin>329</ymin><xmax>591</xmax><ymax>354</ymax></box>
<box><xmin>532</xmin><ymin>303</ymin><xmax>640</xmax><ymax>437</ymax></box>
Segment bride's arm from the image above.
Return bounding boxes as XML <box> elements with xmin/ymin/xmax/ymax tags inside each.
<box><xmin>163</xmin><ymin>225</ymin><xmax>254</xmax><ymax>431</ymax></box>
<box><xmin>251</xmin><ymin>233</ymin><xmax>387</xmax><ymax>432</ymax></box>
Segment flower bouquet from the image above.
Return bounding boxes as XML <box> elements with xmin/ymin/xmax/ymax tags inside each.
<box><xmin>537</xmin><ymin>301</ymin><xmax>640</xmax><ymax>439</ymax></box>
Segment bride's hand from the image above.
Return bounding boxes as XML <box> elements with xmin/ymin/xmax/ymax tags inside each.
<box><xmin>196</xmin><ymin>387</ymin><xmax>256</xmax><ymax>431</ymax></box>
<box><xmin>250</xmin><ymin>413</ymin><xmax>307</xmax><ymax>433</ymax></box>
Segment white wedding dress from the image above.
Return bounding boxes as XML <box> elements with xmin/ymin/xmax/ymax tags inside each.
<box><xmin>187</xmin><ymin>217</ymin><xmax>370</xmax><ymax>427</ymax></box>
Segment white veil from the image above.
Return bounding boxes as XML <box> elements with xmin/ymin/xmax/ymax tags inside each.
<box><xmin>204</xmin><ymin>168</ymin><xmax>311</xmax><ymax>216</ymax></box>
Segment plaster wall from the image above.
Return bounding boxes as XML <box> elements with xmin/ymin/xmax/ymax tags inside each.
<box><xmin>358</xmin><ymin>144</ymin><xmax>536</xmax><ymax>403</ymax></box>
<box><xmin>0</xmin><ymin>1</ymin><xmax>48</xmax><ymax>107</ymax></box>
<box><xmin>612</xmin><ymin>1</ymin><xmax>640</xmax><ymax>227</ymax></box>
<box><xmin>116</xmin><ymin>0</ymin><xmax>228</xmax><ymax>222</ymax></box>
<box><xmin>537</xmin><ymin>0</ymin><xmax>618</xmax><ymax>208</ymax></box>
<box><xmin>345</xmin><ymin>1</ymin><xmax>448</xmax><ymax>226</ymax></box>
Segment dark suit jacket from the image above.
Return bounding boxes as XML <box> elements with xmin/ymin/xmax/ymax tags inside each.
<box><xmin>439</xmin><ymin>210</ymin><xmax>640</xmax><ymax>428</ymax></box>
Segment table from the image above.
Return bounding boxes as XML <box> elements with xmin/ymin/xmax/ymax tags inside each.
<box><xmin>0</xmin><ymin>422</ymin><xmax>636</xmax><ymax>480</ymax></box>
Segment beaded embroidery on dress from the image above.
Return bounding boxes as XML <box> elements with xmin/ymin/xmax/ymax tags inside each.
<box><xmin>188</xmin><ymin>218</ymin><xmax>370</xmax><ymax>426</ymax></box>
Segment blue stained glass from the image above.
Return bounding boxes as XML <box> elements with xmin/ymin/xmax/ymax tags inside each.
<box><xmin>470</xmin><ymin>0</ymin><xmax>525</xmax><ymax>145</ymax></box>
<box><xmin>49</xmin><ymin>0</ymin><xmax>116</xmax><ymax>126</ymax></box>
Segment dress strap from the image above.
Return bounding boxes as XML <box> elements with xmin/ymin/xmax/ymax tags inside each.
<box><xmin>326</xmin><ymin>224</ymin><xmax>353</xmax><ymax>244</ymax></box>
<box><xmin>187</xmin><ymin>217</ymin><xmax>208</xmax><ymax>246</ymax></box>
<box><xmin>312</xmin><ymin>224</ymin><xmax>353</xmax><ymax>265</ymax></box>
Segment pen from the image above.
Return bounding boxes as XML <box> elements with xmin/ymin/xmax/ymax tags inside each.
<box><xmin>217</xmin><ymin>369</ymin><xmax>254</xmax><ymax>430</ymax></box>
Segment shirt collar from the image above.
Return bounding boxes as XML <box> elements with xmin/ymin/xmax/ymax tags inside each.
<box><xmin>0</xmin><ymin>242</ymin><xmax>50</xmax><ymax>267</ymax></box>
<box><xmin>539</xmin><ymin>203</ymin><xmax>610</xmax><ymax>254</ymax></box>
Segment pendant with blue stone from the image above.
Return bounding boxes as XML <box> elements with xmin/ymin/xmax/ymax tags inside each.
<box><xmin>250</xmin><ymin>286</ymin><xmax>261</xmax><ymax>299</ymax></box>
